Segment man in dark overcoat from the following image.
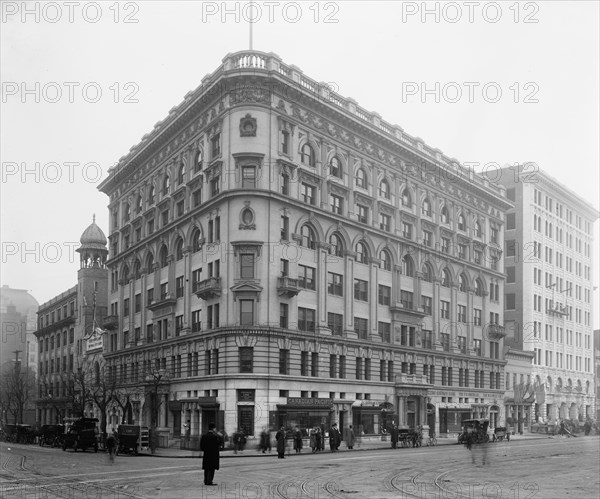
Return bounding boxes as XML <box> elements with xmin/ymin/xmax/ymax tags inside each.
<box><xmin>275</xmin><ymin>426</ymin><xmax>286</xmax><ymax>458</ymax></box>
<box><xmin>329</xmin><ymin>423</ymin><xmax>341</xmax><ymax>451</ymax></box>
<box><xmin>390</xmin><ymin>424</ymin><xmax>398</xmax><ymax>449</ymax></box>
<box><xmin>200</xmin><ymin>423</ymin><xmax>221</xmax><ymax>486</ymax></box>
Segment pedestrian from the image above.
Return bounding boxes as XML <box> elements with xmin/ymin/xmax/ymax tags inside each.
<box><xmin>233</xmin><ymin>428</ymin><xmax>246</xmax><ymax>454</ymax></box>
<box><xmin>106</xmin><ymin>431</ymin><xmax>116</xmax><ymax>464</ymax></box>
<box><xmin>183</xmin><ymin>420</ymin><xmax>191</xmax><ymax>447</ymax></box>
<box><xmin>310</xmin><ymin>427</ymin><xmax>319</xmax><ymax>453</ymax></box>
<box><xmin>390</xmin><ymin>424</ymin><xmax>398</xmax><ymax>449</ymax></box>
<box><xmin>583</xmin><ymin>419</ymin><xmax>591</xmax><ymax>436</ymax></box>
<box><xmin>200</xmin><ymin>422</ymin><xmax>221</xmax><ymax>486</ymax></box>
<box><xmin>275</xmin><ymin>426</ymin><xmax>286</xmax><ymax>459</ymax></box>
<box><xmin>329</xmin><ymin>423</ymin><xmax>341</xmax><ymax>451</ymax></box>
<box><xmin>320</xmin><ymin>424</ymin><xmax>326</xmax><ymax>451</ymax></box>
<box><xmin>259</xmin><ymin>427</ymin><xmax>271</xmax><ymax>453</ymax></box>
<box><xmin>293</xmin><ymin>426</ymin><xmax>303</xmax><ymax>453</ymax></box>
<box><xmin>344</xmin><ymin>425</ymin><xmax>355</xmax><ymax>450</ymax></box>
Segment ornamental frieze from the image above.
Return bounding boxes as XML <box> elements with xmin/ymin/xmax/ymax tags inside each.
<box><xmin>230</xmin><ymin>86</ymin><xmax>270</xmax><ymax>105</ymax></box>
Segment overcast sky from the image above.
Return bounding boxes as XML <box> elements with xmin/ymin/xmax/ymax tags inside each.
<box><xmin>1</xmin><ymin>1</ymin><xmax>598</xmax><ymax>325</ymax></box>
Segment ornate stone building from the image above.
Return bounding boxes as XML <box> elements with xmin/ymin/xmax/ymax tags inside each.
<box><xmin>34</xmin><ymin>217</ymin><xmax>109</xmax><ymax>424</ymax></box>
<box><xmin>98</xmin><ymin>50</ymin><xmax>511</xmax><ymax>444</ymax></box>
<box><xmin>500</xmin><ymin>165</ymin><xmax>597</xmax><ymax>424</ymax></box>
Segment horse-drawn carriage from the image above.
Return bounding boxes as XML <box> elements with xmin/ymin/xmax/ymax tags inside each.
<box><xmin>39</xmin><ymin>424</ymin><xmax>65</xmax><ymax>447</ymax></box>
<box><xmin>458</xmin><ymin>419</ymin><xmax>490</xmax><ymax>445</ymax></box>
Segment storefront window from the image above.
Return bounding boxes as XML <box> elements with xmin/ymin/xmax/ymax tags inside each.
<box><xmin>352</xmin><ymin>408</ymin><xmax>382</xmax><ymax>435</ymax></box>
<box><xmin>277</xmin><ymin>410</ymin><xmax>331</xmax><ymax>436</ymax></box>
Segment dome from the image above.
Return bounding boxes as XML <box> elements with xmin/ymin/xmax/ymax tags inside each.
<box><xmin>79</xmin><ymin>215</ymin><xmax>107</xmax><ymax>248</ymax></box>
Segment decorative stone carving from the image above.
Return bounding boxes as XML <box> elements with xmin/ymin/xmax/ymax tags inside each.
<box><xmin>239</xmin><ymin>114</ymin><xmax>257</xmax><ymax>137</ymax></box>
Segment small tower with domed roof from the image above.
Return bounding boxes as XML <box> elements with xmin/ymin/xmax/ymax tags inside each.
<box><xmin>77</xmin><ymin>214</ymin><xmax>108</xmax><ymax>269</ymax></box>
<box><xmin>76</xmin><ymin>215</ymin><xmax>109</xmax><ymax>335</ymax></box>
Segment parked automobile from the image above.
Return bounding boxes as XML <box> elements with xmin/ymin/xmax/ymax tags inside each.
<box><xmin>62</xmin><ymin>418</ymin><xmax>99</xmax><ymax>452</ymax></box>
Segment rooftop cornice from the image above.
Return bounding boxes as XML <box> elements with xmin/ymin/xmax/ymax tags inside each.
<box><xmin>99</xmin><ymin>50</ymin><xmax>509</xmax><ymax>208</ymax></box>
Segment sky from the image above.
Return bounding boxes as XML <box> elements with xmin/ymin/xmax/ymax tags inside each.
<box><xmin>1</xmin><ymin>1</ymin><xmax>599</xmax><ymax>325</ymax></box>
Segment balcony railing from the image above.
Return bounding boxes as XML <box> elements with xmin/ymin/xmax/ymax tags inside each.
<box><xmin>277</xmin><ymin>276</ymin><xmax>300</xmax><ymax>298</ymax></box>
<box><xmin>193</xmin><ymin>277</ymin><xmax>222</xmax><ymax>300</ymax></box>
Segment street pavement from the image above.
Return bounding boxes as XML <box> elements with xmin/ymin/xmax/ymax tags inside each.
<box><xmin>1</xmin><ymin>433</ymin><xmax>598</xmax><ymax>498</ymax></box>
<box><xmin>146</xmin><ymin>431</ymin><xmax>546</xmax><ymax>458</ymax></box>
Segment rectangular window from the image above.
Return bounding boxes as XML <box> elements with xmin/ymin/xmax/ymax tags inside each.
<box><xmin>279</xmin><ymin>349</ymin><xmax>289</xmax><ymax>375</ymax></box>
<box><xmin>239</xmin><ymin>347</ymin><xmax>254</xmax><ymax>373</ymax></box>
<box><xmin>422</xmin><ymin>296</ymin><xmax>432</xmax><ymax>315</ymax></box>
<box><xmin>400</xmin><ymin>290</ymin><xmax>413</xmax><ymax>310</ymax></box>
<box><xmin>328</xmin><ymin>272</ymin><xmax>343</xmax><ymax>296</ymax></box>
<box><xmin>123</xmin><ymin>298</ymin><xmax>130</xmax><ymax>316</ymax></box>
<box><xmin>330</xmin><ymin>354</ymin><xmax>337</xmax><ymax>378</ymax></box>
<box><xmin>328</xmin><ymin>312</ymin><xmax>343</xmax><ymax>336</ymax></box>
<box><xmin>175</xmin><ymin>315</ymin><xmax>183</xmax><ymax>336</ymax></box>
<box><xmin>239</xmin><ymin>299</ymin><xmax>254</xmax><ymax>326</ymax></box>
<box><xmin>193</xmin><ymin>189</ymin><xmax>202</xmax><ymax>207</ymax></box>
<box><xmin>402</xmin><ymin>222</ymin><xmax>413</xmax><ymax>239</ymax></box>
<box><xmin>357</xmin><ymin>204</ymin><xmax>368</xmax><ymax>224</ymax></box>
<box><xmin>176</xmin><ymin>200</ymin><xmax>185</xmax><ymax>217</ymax></box>
<box><xmin>506</xmin><ymin>213</ymin><xmax>516</xmax><ymax>230</ymax></box>
<box><xmin>474</xmin><ymin>308</ymin><xmax>482</xmax><ymax>326</ymax></box>
<box><xmin>378</xmin><ymin>322</ymin><xmax>391</xmax><ymax>342</ymax></box>
<box><xmin>440</xmin><ymin>300</ymin><xmax>450</xmax><ymax>319</ymax></box>
<box><xmin>423</xmin><ymin>230</ymin><xmax>432</xmax><ymax>247</ymax></box>
<box><xmin>241</xmin><ymin>165</ymin><xmax>256</xmax><ymax>188</ymax></box>
<box><xmin>280</xmin><ymin>215</ymin><xmax>289</xmax><ymax>241</ymax></box>
<box><xmin>279</xmin><ymin>303</ymin><xmax>289</xmax><ymax>329</ymax></box>
<box><xmin>301</xmin><ymin>183</ymin><xmax>316</xmax><ymax>205</ymax></box>
<box><xmin>356</xmin><ymin>357</ymin><xmax>363</xmax><ymax>380</ymax></box>
<box><xmin>298</xmin><ymin>307</ymin><xmax>316</xmax><ymax>332</ymax></box>
<box><xmin>301</xmin><ymin>351</ymin><xmax>309</xmax><ymax>376</ymax></box>
<box><xmin>379</xmin><ymin>213</ymin><xmax>391</xmax><ymax>232</ymax></box>
<box><xmin>280</xmin><ymin>173</ymin><xmax>289</xmax><ymax>195</ymax></box>
<box><xmin>211</xmin><ymin>133</ymin><xmax>221</xmax><ymax>158</ymax></box>
<box><xmin>354</xmin><ymin>317</ymin><xmax>368</xmax><ymax>339</ymax></box>
<box><xmin>134</xmin><ymin>293</ymin><xmax>141</xmax><ymax>313</ymax></box>
<box><xmin>339</xmin><ymin>355</ymin><xmax>346</xmax><ymax>379</ymax></box>
<box><xmin>378</xmin><ymin>285</ymin><xmax>391</xmax><ymax>305</ymax></box>
<box><xmin>210</xmin><ymin>177</ymin><xmax>220</xmax><ymax>197</ymax></box>
<box><xmin>192</xmin><ymin>310</ymin><xmax>202</xmax><ymax>332</ymax></box>
<box><xmin>298</xmin><ymin>265</ymin><xmax>316</xmax><ymax>290</ymax></box>
<box><xmin>176</xmin><ymin>276</ymin><xmax>184</xmax><ymax>298</ymax></box>
<box><xmin>281</xmin><ymin>130</ymin><xmax>289</xmax><ymax>154</ymax></box>
<box><xmin>330</xmin><ymin>194</ymin><xmax>343</xmax><ymax>214</ymax></box>
<box><xmin>240</xmin><ymin>254</ymin><xmax>255</xmax><ymax>279</ymax></box>
<box><xmin>311</xmin><ymin>352</ymin><xmax>319</xmax><ymax>377</ymax></box>
<box><xmin>354</xmin><ymin>279</ymin><xmax>368</xmax><ymax>301</ymax></box>
<box><xmin>441</xmin><ymin>237</ymin><xmax>450</xmax><ymax>254</ymax></box>
<box><xmin>457</xmin><ymin>304</ymin><xmax>467</xmax><ymax>322</ymax></box>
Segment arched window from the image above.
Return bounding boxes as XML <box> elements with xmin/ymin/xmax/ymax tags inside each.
<box><xmin>300</xmin><ymin>143</ymin><xmax>315</xmax><ymax>167</ymax></box>
<box><xmin>457</xmin><ymin>213</ymin><xmax>465</xmax><ymax>231</ymax></box>
<box><xmin>123</xmin><ymin>202</ymin><xmax>131</xmax><ymax>222</ymax></box>
<box><xmin>122</xmin><ymin>264</ymin><xmax>130</xmax><ymax>281</ymax></box>
<box><xmin>301</xmin><ymin>225</ymin><xmax>316</xmax><ymax>249</ymax></box>
<box><xmin>356</xmin><ymin>242</ymin><xmax>369</xmax><ymax>264</ymax></box>
<box><xmin>163</xmin><ymin>175</ymin><xmax>170</xmax><ymax>195</ymax></box>
<box><xmin>441</xmin><ymin>268</ymin><xmax>451</xmax><ymax>287</ymax></box>
<box><xmin>401</xmin><ymin>188</ymin><xmax>412</xmax><ymax>207</ymax></box>
<box><xmin>192</xmin><ymin>228</ymin><xmax>202</xmax><ymax>252</ymax></box>
<box><xmin>355</xmin><ymin>168</ymin><xmax>367</xmax><ymax>189</ymax></box>
<box><xmin>441</xmin><ymin>206</ymin><xmax>450</xmax><ymax>224</ymax></box>
<box><xmin>159</xmin><ymin>245</ymin><xmax>169</xmax><ymax>268</ymax></box>
<box><xmin>474</xmin><ymin>221</ymin><xmax>482</xmax><ymax>238</ymax></box>
<box><xmin>380</xmin><ymin>250</ymin><xmax>392</xmax><ymax>271</ymax></box>
<box><xmin>178</xmin><ymin>162</ymin><xmax>185</xmax><ymax>184</ymax></box>
<box><xmin>146</xmin><ymin>253</ymin><xmax>154</xmax><ymax>274</ymax></box>
<box><xmin>475</xmin><ymin>279</ymin><xmax>484</xmax><ymax>297</ymax></box>
<box><xmin>329</xmin><ymin>233</ymin><xmax>344</xmax><ymax>257</ymax></box>
<box><xmin>402</xmin><ymin>255</ymin><xmax>414</xmax><ymax>277</ymax></box>
<box><xmin>329</xmin><ymin>156</ymin><xmax>342</xmax><ymax>178</ymax></box>
<box><xmin>378</xmin><ymin>179</ymin><xmax>390</xmax><ymax>199</ymax></box>
<box><xmin>175</xmin><ymin>238</ymin><xmax>184</xmax><ymax>261</ymax></box>
<box><xmin>136</xmin><ymin>194</ymin><xmax>143</xmax><ymax>214</ymax></box>
<box><xmin>422</xmin><ymin>198</ymin><xmax>432</xmax><ymax>216</ymax></box>
<box><xmin>133</xmin><ymin>259</ymin><xmax>142</xmax><ymax>279</ymax></box>
<box><xmin>148</xmin><ymin>185</ymin><xmax>155</xmax><ymax>205</ymax></box>
<box><xmin>422</xmin><ymin>264</ymin><xmax>433</xmax><ymax>283</ymax></box>
<box><xmin>459</xmin><ymin>273</ymin><xmax>468</xmax><ymax>292</ymax></box>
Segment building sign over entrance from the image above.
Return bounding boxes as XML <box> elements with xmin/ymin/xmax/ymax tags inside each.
<box><xmin>287</xmin><ymin>397</ymin><xmax>333</xmax><ymax>407</ymax></box>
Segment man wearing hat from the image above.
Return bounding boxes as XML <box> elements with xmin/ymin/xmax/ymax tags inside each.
<box><xmin>329</xmin><ymin>423</ymin><xmax>341</xmax><ymax>452</ymax></box>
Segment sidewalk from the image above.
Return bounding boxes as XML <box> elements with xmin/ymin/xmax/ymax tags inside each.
<box><xmin>144</xmin><ymin>431</ymin><xmax>551</xmax><ymax>458</ymax></box>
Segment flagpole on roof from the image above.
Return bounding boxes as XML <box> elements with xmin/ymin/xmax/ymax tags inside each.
<box><xmin>249</xmin><ymin>0</ymin><xmax>254</xmax><ymax>50</ymax></box>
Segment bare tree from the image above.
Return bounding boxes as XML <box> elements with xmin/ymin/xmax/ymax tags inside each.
<box><xmin>0</xmin><ymin>362</ymin><xmax>36</xmax><ymax>424</ymax></box>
